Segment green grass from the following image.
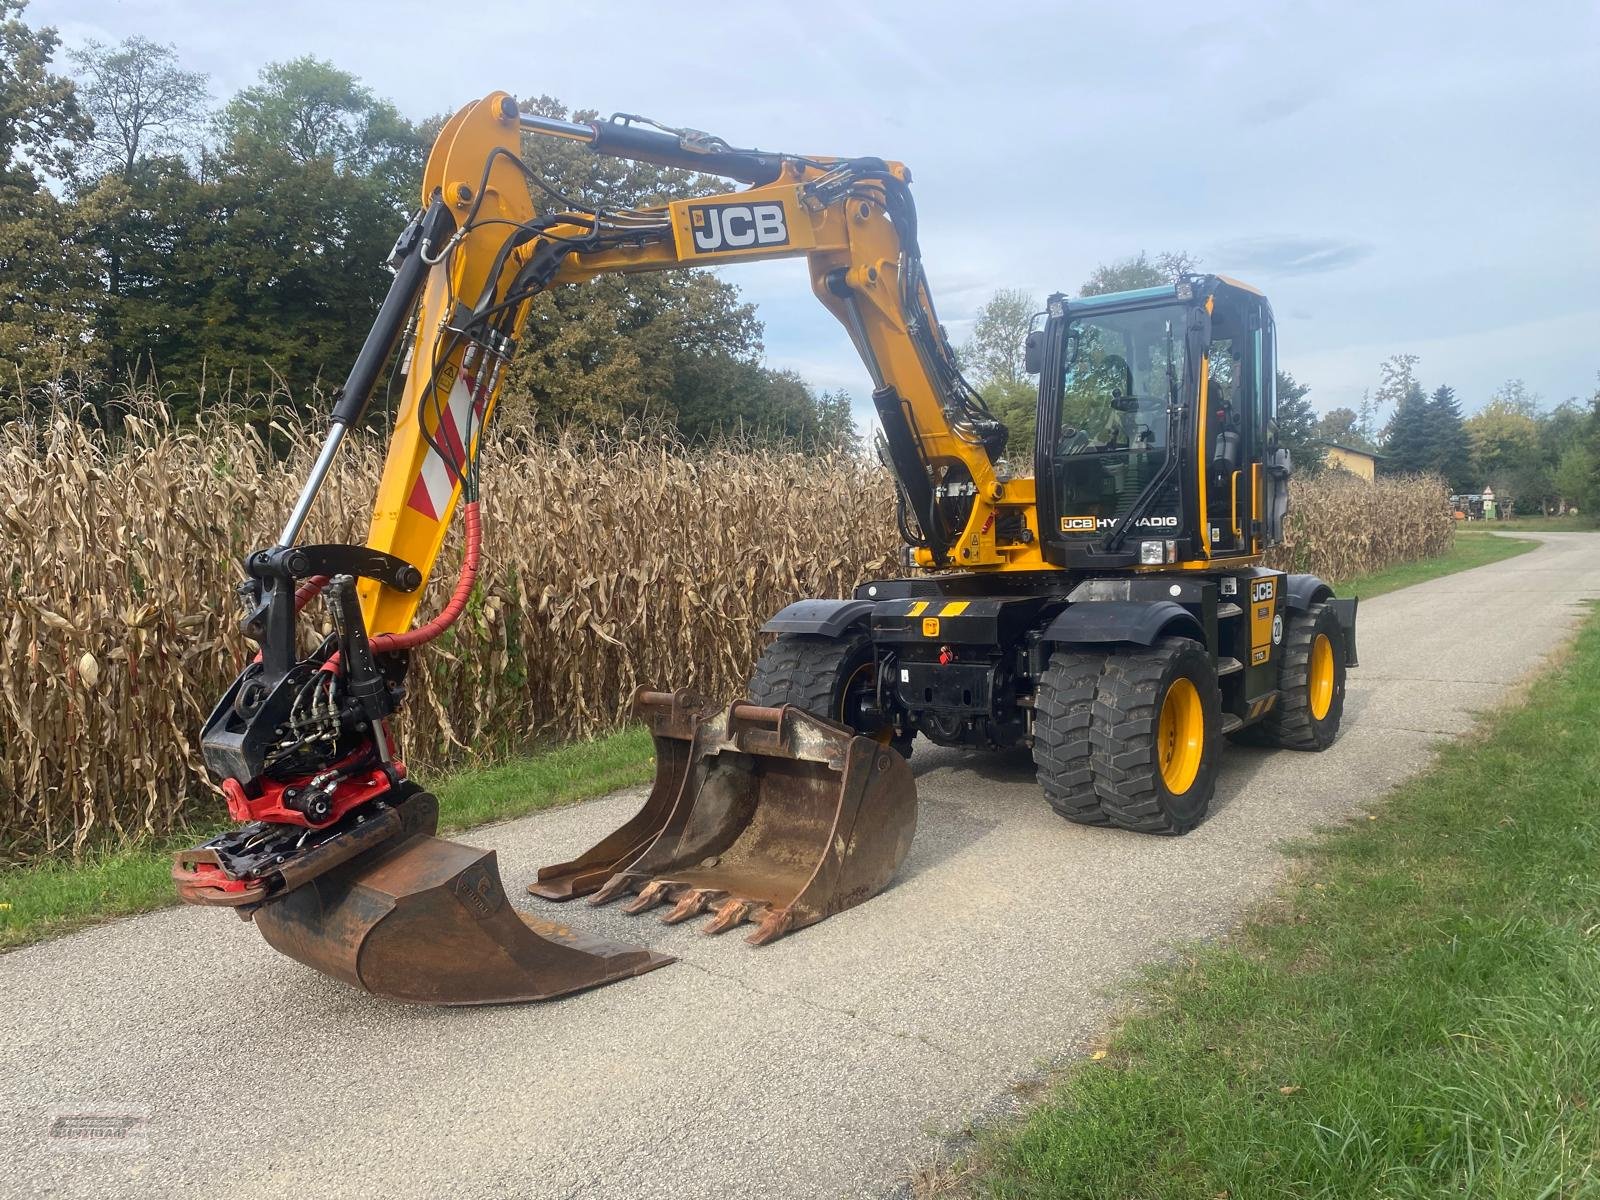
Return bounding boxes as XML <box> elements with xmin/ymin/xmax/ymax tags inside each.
<box><xmin>0</xmin><ymin>724</ymin><xmax>654</xmax><ymax>950</ymax></box>
<box><xmin>1333</xmin><ymin>529</ymin><xmax>1537</xmax><ymax>600</ymax></box>
<box><xmin>964</xmin><ymin>607</ymin><xmax>1600</xmax><ymax>1199</ymax></box>
<box><xmin>1476</xmin><ymin>514</ymin><xmax>1595</xmax><ymax>533</ymax></box>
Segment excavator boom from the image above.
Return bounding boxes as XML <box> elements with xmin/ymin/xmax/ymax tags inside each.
<box><xmin>175</xmin><ymin>93</ymin><xmax>954</xmax><ymax>1005</ymax></box>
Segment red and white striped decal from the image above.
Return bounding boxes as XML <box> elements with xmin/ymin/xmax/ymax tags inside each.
<box><xmin>405</xmin><ymin>371</ymin><xmax>488</xmax><ymax>521</ymax></box>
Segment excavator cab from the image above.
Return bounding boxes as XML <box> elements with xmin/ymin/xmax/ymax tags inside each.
<box><xmin>1032</xmin><ymin>276</ymin><xmax>1285</xmax><ymax>568</ymax></box>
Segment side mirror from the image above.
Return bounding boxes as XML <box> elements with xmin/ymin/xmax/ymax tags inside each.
<box><xmin>1023</xmin><ymin>330</ymin><xmax>1043</xmax><ymax>376</ymax></box>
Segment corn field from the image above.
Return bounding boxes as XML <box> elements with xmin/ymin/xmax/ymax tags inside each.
<box><xmin>0</xmin><ymin>402</ymin><xmax>1450</xmax><ymax>863</ymax></box>
<box><xmin>1265</xmin><ymin>470</ymin><xmax>1455</xmax><ymax>579</ymax></box>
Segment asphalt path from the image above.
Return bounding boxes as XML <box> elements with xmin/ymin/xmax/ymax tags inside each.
<box><xmin>4</xmin><ymin>533</ymin><xmax>1596</xmax><ymax>1199</ymax></box>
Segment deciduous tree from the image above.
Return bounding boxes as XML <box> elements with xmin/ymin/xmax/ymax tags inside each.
<box><xmin>1079</xmin><ymin>250</ymin><xmax>1197</xmax><ymax>297</ymax></box>
<box><xmin>0</xmin><ymin>0</ymin><xmax>97</xmax><ymax>383</ymax></box>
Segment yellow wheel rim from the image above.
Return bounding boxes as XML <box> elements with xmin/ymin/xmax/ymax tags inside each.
<box><xmin>1157</xmin><ymin>677</ymin><xmax>1205</xmax><ymax>795</ymax></box>
<box><xmin>1309</xmin><ymin>633</ymin><xmax>1335</xmax><ymax>721</ymax></box>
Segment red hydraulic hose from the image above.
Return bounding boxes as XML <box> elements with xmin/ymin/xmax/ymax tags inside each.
<box><xmin>295</xmin><ymin>575</ymin><xmax>331</xmax><ymax>613</ymax></box>
<box><xmin>369</xmin><ymin>500</ymin><xmax>482</xmax><ymax>654</ymax></box>
<box><xmin>312</xmin><ymin>501</ymin><xmax>481</xmax><ymax>676</ymax></box>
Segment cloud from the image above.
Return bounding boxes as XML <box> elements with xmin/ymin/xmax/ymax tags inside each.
<box><xmin>1212</xmin><ymin>236</ymin><xmax>1373</xmax><ymax>277</ymax></box>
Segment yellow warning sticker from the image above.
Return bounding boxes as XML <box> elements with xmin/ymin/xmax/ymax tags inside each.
<box><xmin>939</xmin><ymin>601</ymin><xmax>970</xmax><ymax>616</ymax></box>
<box><xmin>922</xmin><ymin>617</ymin><xmax>941</xmax><ymax>638</ymax></box>
<box><xmin>907</xmin><ymin>601</ymin><xmax>928</xmax><ymax>617</ymax></box>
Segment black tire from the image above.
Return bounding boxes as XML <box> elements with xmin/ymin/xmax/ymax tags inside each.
<box><xmin>1090</xmin><ymin>637</ymin><xmax>1221</xmax><ymax>835</ymax></box>
<box><xmin>747</xmin><ymin>630</ymin><xmax>913</xmax><ymax>757</ymax></box>
<box><xmin>1260</xmin><ymin>602</ymin><xmax>1346</xmax><ymax>750</ymax></box>
<box><xmin>1032</xmin><ymin>651</ymin><xmax>1111</xmax><ymax>825</ymax></box>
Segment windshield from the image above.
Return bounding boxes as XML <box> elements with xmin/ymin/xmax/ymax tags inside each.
<box><xmin>1049</xmin><ymin>301</ymin><xmax>1187</xmax><ymax>537</ymax></box>
<box><xmin>1057</xmin><ymin>304</ymin><xmax>1185</xmax><ymax>455</ymax></box>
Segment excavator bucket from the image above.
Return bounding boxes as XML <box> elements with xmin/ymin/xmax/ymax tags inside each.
<box><xmin>530</xmin><ymin>689</ymin><xmax>716</xmax><ymax>901</ymax></box>
<box><xmin>178</xmin><ymin>790</ymin><xmax>672</xmax><ymax>1005</ymax></box>
<box><xmin>538</xmin><ymin>695</ymin><xmax>917</xmax><ymax>946</ymax></box>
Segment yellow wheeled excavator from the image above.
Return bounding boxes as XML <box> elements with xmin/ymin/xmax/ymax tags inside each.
<box><xmin>175</xmin><ymin>92</ymin><xmax>1357</xmax><ymax>1006</ymax></box>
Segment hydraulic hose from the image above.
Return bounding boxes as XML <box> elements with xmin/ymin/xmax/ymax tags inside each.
<box><xmin>315</xmin><ymin>501</ymin><xmax>482</xmax><ymax>676</ymax></box>
<box><xmin>369</xmin><ymin>501</ymin><xmax>482</xmax><ymax>654</ymax></box>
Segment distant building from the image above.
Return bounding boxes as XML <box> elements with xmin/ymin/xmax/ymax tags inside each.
<box><xmin>1315</xmin><ymin>440</ymin><xmax>1381</xmax><ymax>481</ymax></box>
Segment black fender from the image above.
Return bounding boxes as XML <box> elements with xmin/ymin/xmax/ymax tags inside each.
<box><xmin>1041</xmin><ymin>600</ymin><xmax>1203</xmax><ymax>648</ymax></box>
<box><xmin>1324</xmin><ymin>596</ymin><xmax>1359</xmax><ymax>667</ymax></box>
<box><xmin>1284</xmin><ymin>573</ymin><xmax>1334</xmax><ymax>613</ymax></box>
<box><xmin>760</xmin><ymin>599</ymin><xmax>874</xmax><ymax>638</ymax></box>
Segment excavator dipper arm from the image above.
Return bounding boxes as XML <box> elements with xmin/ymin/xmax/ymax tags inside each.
<box><xmin>176</xmin><ymin>93</ymin><xmax>949</xmax><ymax>1004</ymax></box>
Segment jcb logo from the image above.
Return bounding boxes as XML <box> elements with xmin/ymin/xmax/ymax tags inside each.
<box><xmin>1251</xmin><ymin>580</ymin><xmax>1276</xmax><ymax>602</ymax></box>
<box><xmin>1060</xmin><ymin>515</ymin><xmax>1096</xmax><ymax>533</ymax></box>
<box><xmin>689</xmin><ymin>202</ymin><xmax>788</xmax><ymax>252</ymax></box>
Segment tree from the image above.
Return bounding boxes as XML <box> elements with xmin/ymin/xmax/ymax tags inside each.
<box><xmin>1379</xmin><ymin>377</ymin><xmax>1431</xmax><ymax>474</ymax></box>
<box><xmin>1317</xmin><ymin>406</ymin><xmax>1373</xmax><ymax>450</ymax></box>
<box><xmin>1423</xmin><ymin>385</ymin><xmax>1472</xmax><ymax>490</ymax></box>
<box><xmin>1079</xmin><ymin>250</ymin><xmax>1198</xmax><ymax>297</ymax></box>
<box><xmin>1273</xmin><ymin>369</ymin><xmax>1320</xmax><ymax>474</ymax></box>
<box><xmin>811</xmin><ymin>389</ymin><xmax>861</xmax><ymax>454</ymax></box>
<box><xmin>69</xmin><ymin>37</ymin><xmax>208</xmax><ymax>183</ymax></box>
<box><xmin>68</xmin><ymin>37</ymin><xmax>210</xmax><ymax>388</ymax></box>
<box><xmin>1466</xmin><ymin>381</ymin><xmax>1544</xmax><ymax>509</ymax></box>
<box><xmin>0</xmin><ymin>0</ymin><xmax>96</xmax><ymax>383</ymax></box>
<box><xmin>1373</xmin><ymin>353</ymin><xmax>1418</xmax><ymax>424</ymax></box>
<box><xmin>0</xmin><ymin>0</ymin><xmax>85</xmax><ymax>190</ymax></box>
<box><xmin>1553</xmin><ymin>445</ymin><xmax>1594</xmax><ymax>513</ymax></box>
<box><xmin>98</xmin><ymin>57</ymin><xmax>433</xmax><ymax>412</ymax></box>
<box><xmin>217</xmin><ymin>56</ymin><xmax>422</xmax><ymax>208</ymax></box>
<box><xmin>961</xmin><ymin>288</ymin><xmax>1039</xmax><ymax>461</ymax></box>
<box><xmin>963</xmin><ymin>288</ymin><xmax>1036</xmax><ymax>386</ymax></box>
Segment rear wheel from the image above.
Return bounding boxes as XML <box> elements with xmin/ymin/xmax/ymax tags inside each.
<box><xmin>1090</xmin><ymin>638</ymin><xmax>1220</xmax><ymax>835</ymax></box>
<box><xmin>1260</xmin><ymin>602</ymin><xmax>1346</xmax><ymax>750</ymax></box>
<box><xmin>747</xmin><ymin>631</ymin><xmax>913</xmax><ymax>757</ymax></box>
<box><xmin>1032</xmin><ymin>651</ymin><xmax>1110</xmax><ymax>825</ymax></box>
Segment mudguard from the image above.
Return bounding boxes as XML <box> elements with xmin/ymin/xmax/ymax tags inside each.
<box><xmin>1041</xmin><ymin>599</ymin><xmax>1204</xmax><ymax>647</ymax></box>
<box><xmin>760</xmin><ymin>599</ymin><xmax>875</xmax><ymax>638</ymax></box>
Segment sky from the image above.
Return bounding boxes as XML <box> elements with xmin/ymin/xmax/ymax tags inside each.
<box><xmin>34</xmin><ymin>0</ymin><xmax>1600</xmax><ymax>433</ymax></box>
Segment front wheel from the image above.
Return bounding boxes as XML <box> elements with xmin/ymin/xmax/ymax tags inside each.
<box><xmin>1090</xmin><ymin>637</ymin><xmax>1221</xmax><ymax>835</ymax></box>
<box><xmin>1260</xmin><ymin>602</ymin><xmax>1346</xmax><ymax>750</ymax></box>
<box><xmin>747</xmin><ymin>631</ymin><xmax>913</xmax><ymax>757</ymax></box>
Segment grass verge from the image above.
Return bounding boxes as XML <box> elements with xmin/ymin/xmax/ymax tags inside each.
<box><xmin>1334</xmin><ymin>528</ymin><xmax>1537</xmax><ymax>600</ymax></box>
<box><xmin>1477</xmin><ymin>514</ymin><xmax>1595</xmax><ymax>533</ymax></box>
<box><xmin>0</xmin><ymin>724</ymin><xmax>654</xmax><ymax>951</ymax></box>
<box><xmin>960</xmin><ymin>605</ymin><xmax>1600</xmax><ymax>1199</ymax></box>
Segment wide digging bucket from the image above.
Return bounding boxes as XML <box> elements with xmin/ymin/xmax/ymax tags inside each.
<box><xmin>248</xmin><ymin>792</ymin><xmax>672</xmax><ymax>1005</ymax></box>
<box><xmin>575</xmin><ymin>699</ymin><xmax>917</xmax><ymax>945</ymax></box>
<box><xmin>530</xmin><ymin>688</ymin><xmax>714</xmax><ymax>902</ymax></box>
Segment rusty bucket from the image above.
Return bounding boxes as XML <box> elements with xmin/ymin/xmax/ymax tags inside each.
<box><xmin>539</xmin><ymin>695</ymin><xmax>917</xmax><ymax>945</ymax></box>
<box><xmin>530</xmin><ymin>689</ymin><xmax>715</xmax><ymax>902</ymax></box>
<box><xmin>180</xmin><ymin>789</ymin><xmax>672</xmax><ymax>1005</ymax></box>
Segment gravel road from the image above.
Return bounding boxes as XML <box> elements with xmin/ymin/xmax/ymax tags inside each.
<box><xmin>4</xmin><ymin>533</ymin><xmax>1595</xmax><ymax>1199</ymax></box>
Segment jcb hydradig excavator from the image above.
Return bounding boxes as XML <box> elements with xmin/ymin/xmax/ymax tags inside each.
<box><xmin>176</xmin><ymin>92</ymin><xmax>1357</xmax><ymax>1006</ymax></box>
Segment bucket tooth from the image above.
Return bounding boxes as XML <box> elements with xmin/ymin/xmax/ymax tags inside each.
<box><xmin>578</xmin><ymin>700</ymin><xmax>917</xmax><ymax>946</ymax></box>
<box><xmin>661</xmin><ymin>888</ymin><xmax>723</xmax><ymax>925</ymax></box>
<box><xmin>529</xmin><ymin>689</ymin><xmax>712</xmax><ymax>901</ymax></box>
<box><xmin>748</xmin><ymin>908</ymin><xmax>796</xmax><ymax>947</ymax></box>
<box><xmin>619</xmin><ymin>878</ymin><xmax>675</xmax><ymax>915</ymax></box>
<box><xmin>702</xmin><ymin>898</ymin><xmax>755</xmax><ymax>936</ymax></box>
<box><xmin>249</xmin><ymin>792</ymin><xmax>672</xmax><ymax>1005</ymax></box>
